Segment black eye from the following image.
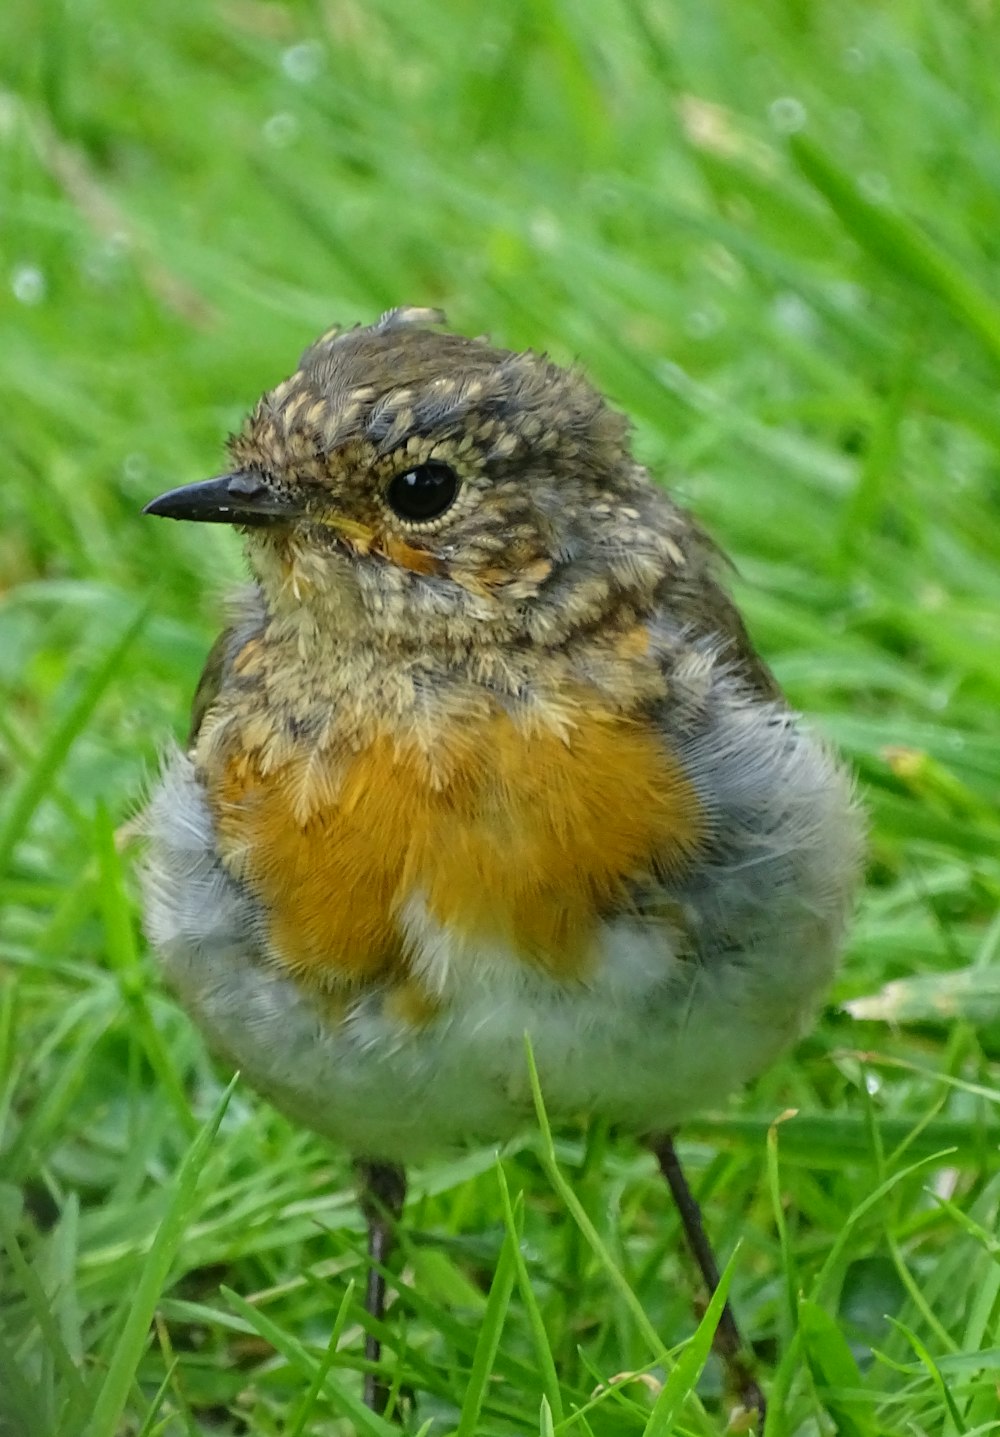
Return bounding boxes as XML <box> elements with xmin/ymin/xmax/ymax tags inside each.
<box><xmin>385</xmin><ymin>462</ymin><xmax>459</xmax><ymax>523</ymax></box>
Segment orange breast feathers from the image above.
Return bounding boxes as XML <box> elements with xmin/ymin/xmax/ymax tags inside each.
<box><xmin>206</xmin><ymin>706</ymin><xmax>708</xmax><ymax>986</ymax></box>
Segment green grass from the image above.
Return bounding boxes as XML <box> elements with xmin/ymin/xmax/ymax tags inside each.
<box><xmin>3</xmin><ymin>0</ymin><xmax>1000</xmax><ymax>1432</ymax></box>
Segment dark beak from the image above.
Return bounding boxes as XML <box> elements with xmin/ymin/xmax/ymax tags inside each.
<box><xmin>143</xmin><ymin>471</ymin><xmax>294</xmax><ymax>526</ymax></box>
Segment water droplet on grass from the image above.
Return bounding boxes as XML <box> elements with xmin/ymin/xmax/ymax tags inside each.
<box><xmin>768</xmin><ymin>96</ymin><xmax>807</xmax><ymax>134</ymax></box>
<box><xmin>263</xmin><ymin>112</ymin><xmax>299</xmax><ymax>147</ymax></box>
<box><xmin>11</xmin><ymin>263</ymin><xmax>45</xmax><ymax>304</ymax></box>
<box><xmin>123</xmin><ymin>452</ymin><xmax>149</xmax><ymax>483</ymax></box>
<box><xmin>772</xmin><ymin>291</ymin><xmax>817</xmax><ymax>338</ymax></box>
<box><xmin>281</xmin><ymin>40</ymin><xmax>323</xmax><ymax>84</ymax></box>
<box><xmin>685</xmin><ymin>304</ymin><xmax>724</xmax><ymax>339</ymax></box>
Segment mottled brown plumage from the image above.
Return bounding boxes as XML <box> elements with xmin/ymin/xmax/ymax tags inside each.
<box><xmin>141</xmin><ymin>306</ymin><xmax>862</xmax><ymax>1423</ymax></box>
<box><xmin>186</xmin><ymin>307</ymin><xmax>777</xmax><ymax>757</ymax></box>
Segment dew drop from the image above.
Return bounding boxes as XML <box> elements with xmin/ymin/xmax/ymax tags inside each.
<box><xmin>11</xmin><ymin>263</ymin><xmax>45</xmax><ymax>305</ymax></box>
<box><xmin>772</xmin><ymin>291</ymin><xmax>817</xmax><ymax>338</ymax></box>
<box><xmin>281</xmin><ymin>40</ymin><xmax>323</xmax><ymax>85</ymax></box>
<box><xmin>123</xmin><ymin>452</ymin><xmax>149</xmax><ymax>482</ymax></box>
<box><xmin>263</xmin><ymin>111</ymin><xmax>299</xmax><ymax>148</ymax></box>
<box><xmin>768</xmin><ymin>96</ymin><xmax>807</xmax><ymax>134</ymax></box>
<box><xmin>685</xmin><ymin>303</ymin><xmax>724</xmax><ymax>339</ymax></box>
<box><xmin>529</xmin><ymin>211</ymin><xmax>560</xmax><ymax>251</ymax></box>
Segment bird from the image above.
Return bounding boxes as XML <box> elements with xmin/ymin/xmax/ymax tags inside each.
<box><xmin>140</xmin><ymin>305</ymin><xmax>863</xmax><ymax>1423</ymax></box>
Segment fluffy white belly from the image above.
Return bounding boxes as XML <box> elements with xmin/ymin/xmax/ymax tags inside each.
<box><xmin>142</xmin><ymin>732</ymin><xmax>858</xmax><ymax>1161</ymax></box>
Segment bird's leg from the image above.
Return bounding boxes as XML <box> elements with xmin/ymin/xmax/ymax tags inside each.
<box><xmin>355</xmin><ymin>1159</ymin><xmax>407</xmax><ymax>1415</ymax></box>
<box><xmin>647</xmin><ymin>1134</ymin><xmax>766</xmax><ymax>1427</ymax></box>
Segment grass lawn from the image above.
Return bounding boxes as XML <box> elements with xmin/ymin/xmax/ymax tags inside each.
<box><xmin>3</xmin><ymin>1</ymin><xmax>1000</xmax><ymax>1433</ymax></box>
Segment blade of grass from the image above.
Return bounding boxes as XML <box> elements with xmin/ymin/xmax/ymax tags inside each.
<box><xmin>798</xmin><ymin>1298</ymin><xmax>877</xmax><ymax>1437</ymax></box>
<box><xmin>763</xmin><ymin>1328</ymin><xmax>802</xmax><ymax>1437</ymax></box>
<box><xmin>5</xmin><ymin>1006</ymin><xmax>117</xmax><ymax>1181</ymax></box>
<box><xmin>885</xmin><ymin>1317</ymin><xmax>964</xmax><ymax>1433</ymax></box>
<box><xmin>0</xmin><ymin>1223</ymin><xmax>86</xmax><ymax>1405</ymax></box>
<box><xmin>454</xmin><ymin>1217</ymin><xmax>518</xmax><ymax>1437</ymax></box>
<box><xmin>641</xmin><ymin>1242</ymin><xmax>738</xmax><ymax>1435</ymax></box>
<box><xmin>93</xmin><ymin>802</ymin><xmax>198</xmax><ymax>1137</ymax></box>
<box><xmin>221</xmin><ymin>1284</ymin><xmax>398</xmax><ymax>1437</ymax></box>
<box><xmin>0</xmin><ymin>1321</ymin><xmax>50</xmax><ymax>1437</ymax></box>
<box><xmin>495</xmin><ymin>1160</ymin><xmax>565</xmax><ymax>1425</ymax></box>
<box><xmin>810</xmin><ymin>1149</ymin><xmax>958</xmax><ymax>1304</ymax></box>
<box><xmin>886</xmin><ymin>1233</ymin><xmax>959</xmax><ymax>1356</ymax></box>
<box><xmin>0</xmin><ymin>604</ymin><xmax>149</xmax><ymax>871</ymax></box>
<box><xmin>131</xmin><ymin>1358</ymin><xmax>180</xmax><ymax>1437</ymax></box>
<box><xmin>523</xmin><ymin>1035</ymin><xmax>668</xmax><ymax>1362</ymax></box>
<box><xmin>83</xmin><ymin>1076</ymin><xmax>234</xmax><ymax>1437</ymax></box>
<box><xmin>790</xmin><ymin>132</ymin><xmax>1000</xmax><ymax>371</ymax></box>
<box><xmin>286</xmin><ymin>1279</ymin><xmax>359</xmax><ymax>1437</ymax></box>
<box><xmin>683</xmin><ymin>1112</ymin><xmax>997</xmax><ymax>1168</ymax></box>
<box><xmin>151</xmin><ymin>1315</ymin><xmax>198</xmax><ymax>1437</ymax></box>
<box><xmin>766</xmin><ymin>1110</ymin><xmax>799</xmax><ymax>1338</ymax></box>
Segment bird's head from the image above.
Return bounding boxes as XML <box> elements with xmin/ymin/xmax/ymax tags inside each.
<box><xmin>145</xmin><ymin>307</ymin><xmax>682</xmax><ymax>649</ymax></box>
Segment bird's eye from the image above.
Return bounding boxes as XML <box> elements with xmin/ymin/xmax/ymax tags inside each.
<box><xmin>384</xmin><ymin>462</ymin><xmax>459</xmax><ymax>523</ymax></box>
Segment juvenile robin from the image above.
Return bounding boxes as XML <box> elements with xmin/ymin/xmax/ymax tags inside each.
<box><xmin>141</xmin><ymin>306</ymin><xmax>862</xmax><ymax>1421</ymax></box>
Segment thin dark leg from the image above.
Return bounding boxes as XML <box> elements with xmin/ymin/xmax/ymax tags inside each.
<box><xmin>355</xmin><ymin>1159</ymin><xmax>407</xmax><ymax>1415</ymax></box>
<box><xmin>648</xmin><ymin>1134</ymin><xmax>766</xmax><ymax>1426</ymax></box>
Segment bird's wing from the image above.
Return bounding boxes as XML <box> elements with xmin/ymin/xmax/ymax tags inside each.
<box><xmin>186</xmin><ymin>586</ymin><xmax>267</xmax><ymax>747</ymax></box>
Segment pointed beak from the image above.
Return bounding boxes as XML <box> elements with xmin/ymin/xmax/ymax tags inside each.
<box><xmin>143</xmin><ymin>471</ymin><xmax>296</xmax><ymax>526</ymax></box>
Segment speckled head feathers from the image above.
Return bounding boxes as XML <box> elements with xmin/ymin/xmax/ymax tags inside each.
<box><xmin>234</xmin><ymin>305</ymin><xmax>629</xmax><ymax>474</ymax></box>
<box><xmin>148</xmin><ymin>307</ymin><xmax>739</xmax><ymax>659</ymax></box>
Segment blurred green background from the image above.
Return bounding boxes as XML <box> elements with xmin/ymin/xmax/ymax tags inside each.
<box><xmin>3</xmin><ymin>2</ymin><xmax>1000</xmax><ymax>1434</ymax></box>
